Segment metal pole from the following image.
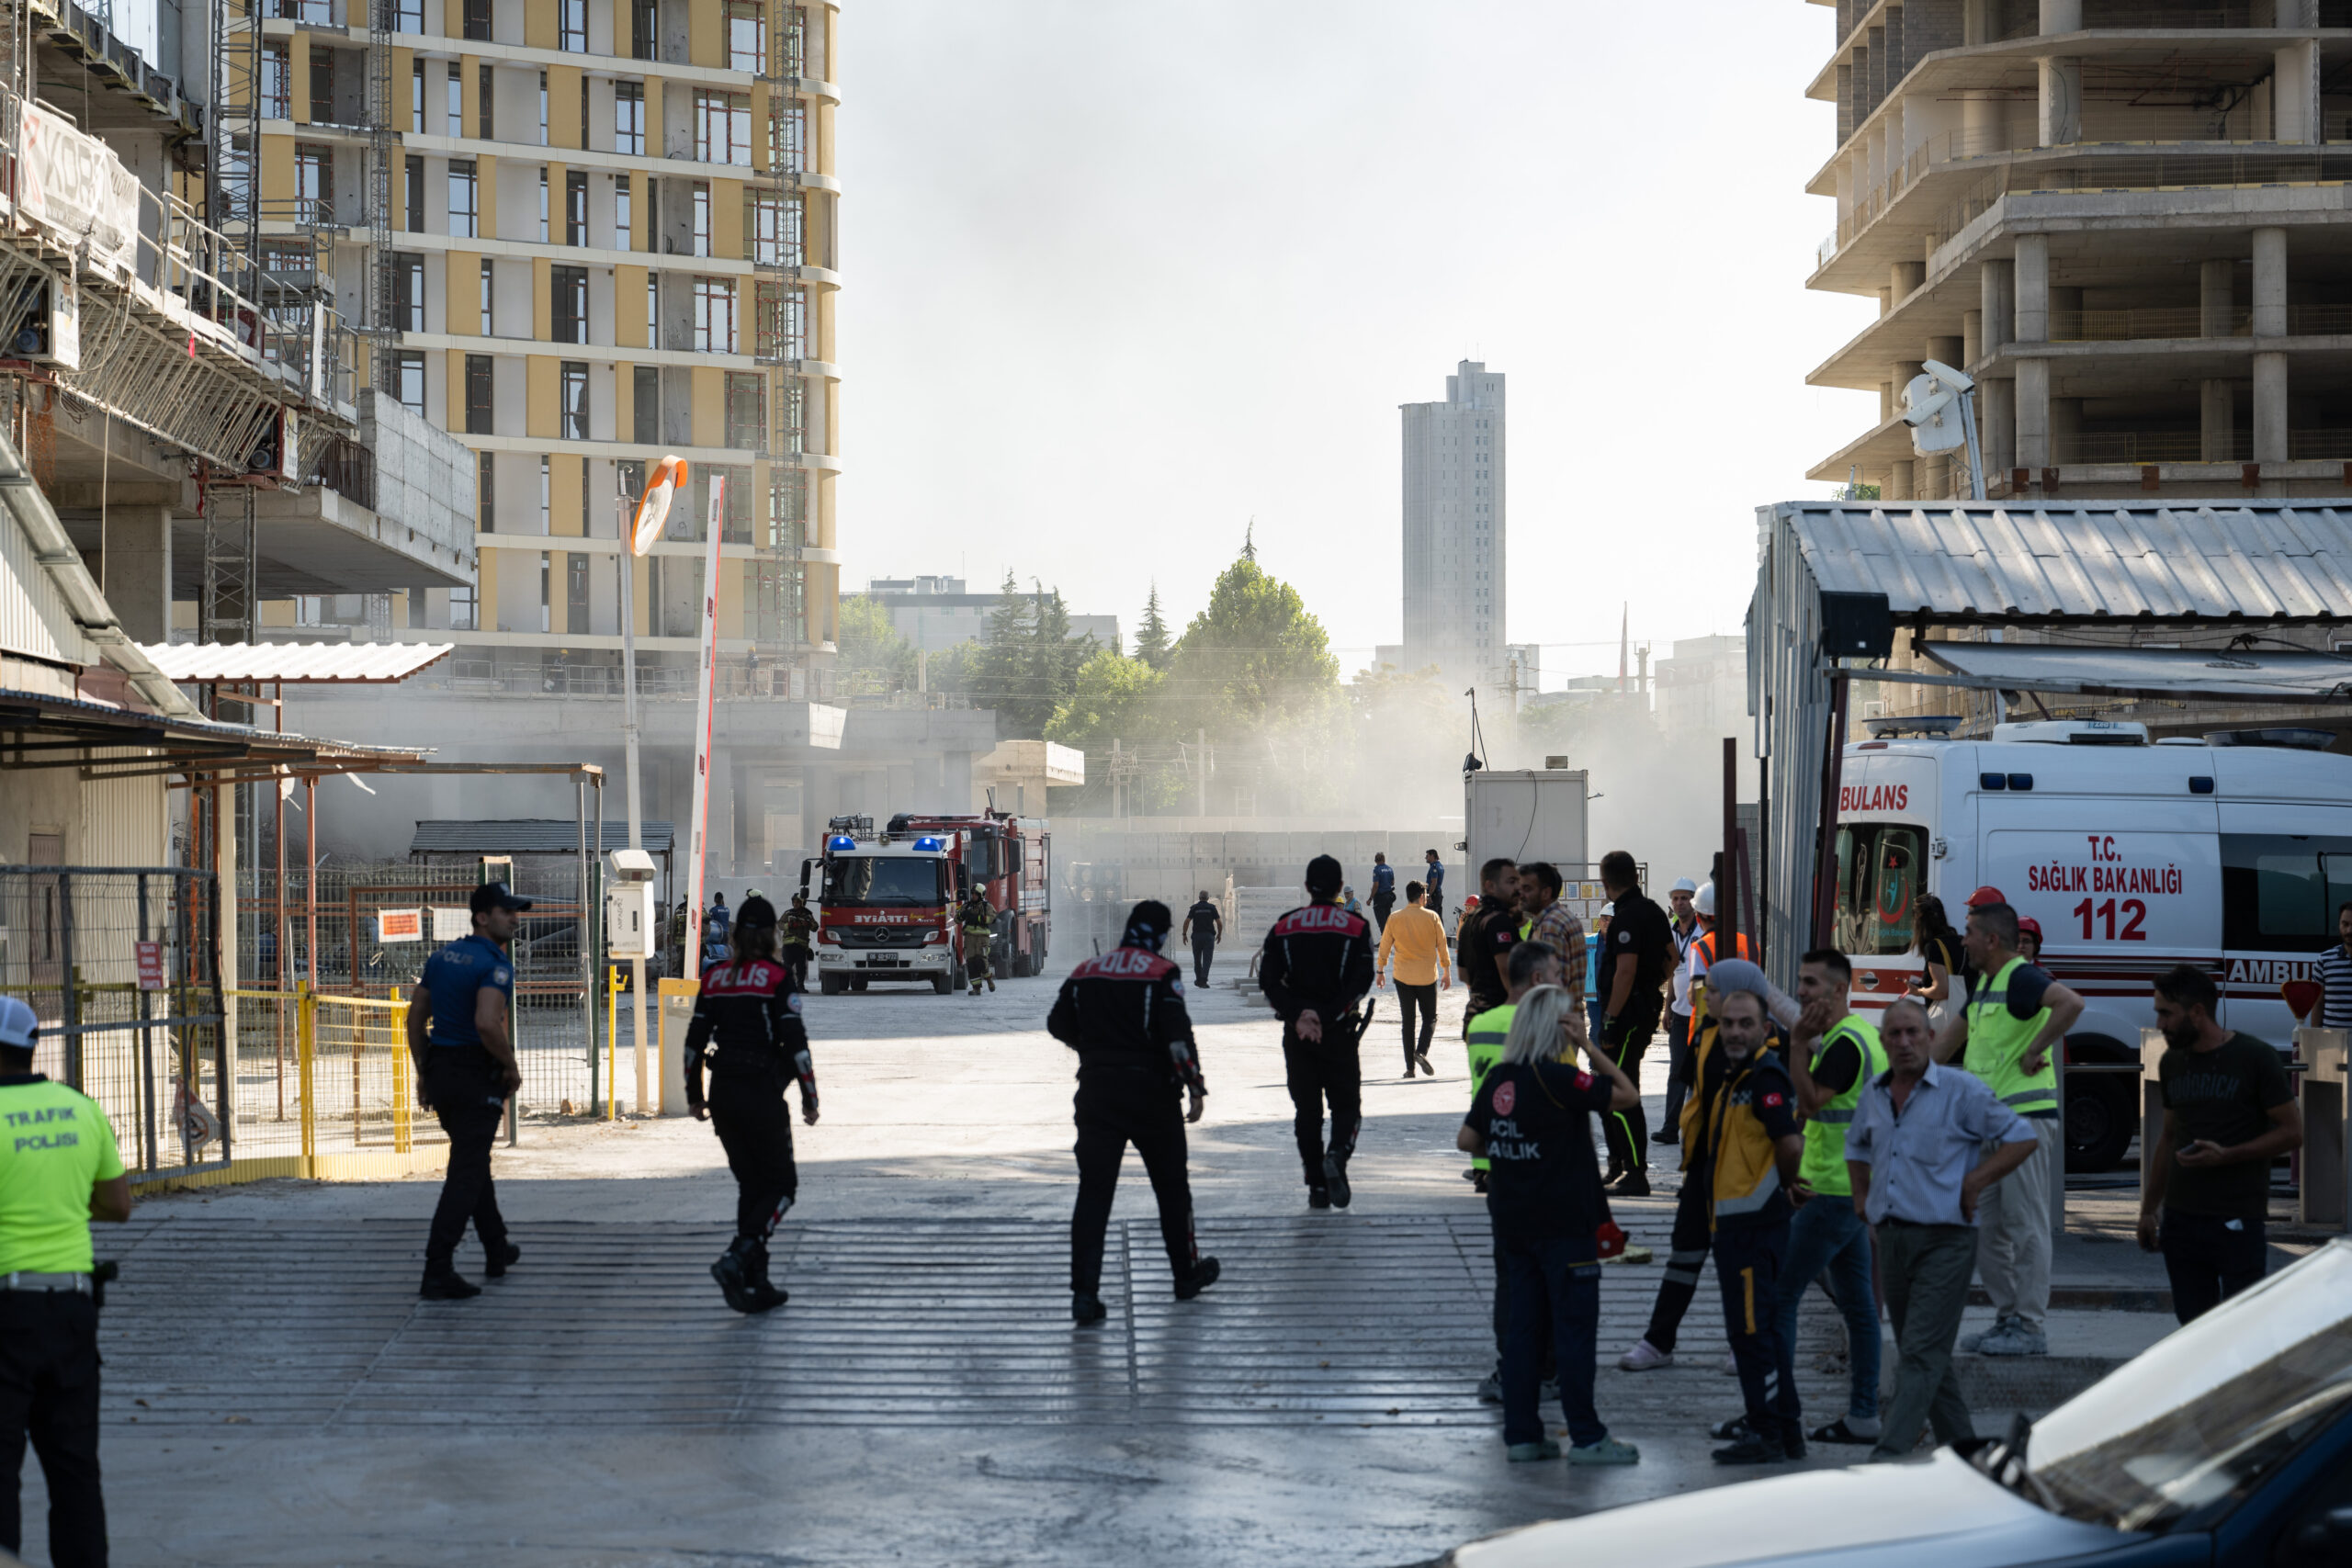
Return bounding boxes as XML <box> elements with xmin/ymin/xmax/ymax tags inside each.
<box><xmin>1810</xmin><ymin>672</ymin><xmax>1852</xmax><ymax>949</ymax></box>
<box><xmin>619</xmin><ymin>491</ymin><xmax>650</xmax><ymax>1114</ymax></box>
<box><xmin>1960</xmin><ymin>389</ymin><xmax>1987</xmax><ymax>501</ymax></box>
<box><xmin>137</xmin><ymin>875</ymin><xmax>159</xmax><ymax>1175</ymax></box>
<box><xmin>576</xmin><ymin>776</ymin><xmax>591</xmax><ymax>1111</ymax></box>
<box><xmin>1720</xmin><ymin>739</ymin><xmax>1738</xmax><ymax>956</ymax></box>
<box><xmin>57</xmin><ymin>872</ymin><xmax>79</xmax><ymax>1091</ymax></box>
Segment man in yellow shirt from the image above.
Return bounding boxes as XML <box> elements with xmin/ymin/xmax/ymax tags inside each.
<box><xmin>1375</xmin><ymin>880</ymin><xmax>1451</xmax><ymax>1077</ymax></box>
<box><xmin>0</xmin><ymin>995</ymin><xmax>130</xmax><ymax>1568</ymax></box>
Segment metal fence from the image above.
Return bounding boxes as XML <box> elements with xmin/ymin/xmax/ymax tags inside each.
<box><xmin>0</xmin><ymin>867</ymin><xmax>230</xmax><ymax>1183</ymax></box>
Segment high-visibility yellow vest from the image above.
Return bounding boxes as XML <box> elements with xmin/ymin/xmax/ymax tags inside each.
<box><xmin>1797</xmin><ymin>1013</ymin><xmax>1884</xmax><ymax>1197</ymax></box>
<box><xmin>1964</xmin><ymin>954</ymin><xmax>2058</xmax><ymax>1118</ymax></box>
<box><xmin>1464</xmin><ymin>1002</ymin><xmax>1517</xmax><ymax>1174</ymax></box>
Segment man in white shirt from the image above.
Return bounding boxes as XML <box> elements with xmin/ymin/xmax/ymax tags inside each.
<box><xmin>1659</xmin><ymin>876</ymin><xmax>1700</xmax><ymax>1140</ymax></box>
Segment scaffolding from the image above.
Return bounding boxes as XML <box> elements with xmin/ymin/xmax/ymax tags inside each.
<box><xmin>753</xmin><ymin>7</ymin><xmax>811</xmax><ymax>653</ymax></box>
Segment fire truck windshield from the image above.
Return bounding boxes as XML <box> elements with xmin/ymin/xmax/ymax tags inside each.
<box><xmin>822</xmin><ymin>856</ymin><xmax>947</xmax><ymax>908</ymax></box>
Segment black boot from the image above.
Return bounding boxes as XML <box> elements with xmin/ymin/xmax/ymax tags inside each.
<box><xmin>711</xmin><ymin>1238</ymin><xmax>760</xmax><ymax>1313</ymax></box>
<box><xmin>744</xmin><ymin>1241</ymin><xmax>788</xmax><ymax>1312</ymax></box>
<box><xmin>419</xmin><ymin>1269</ymin><xmax>481</xmax><ymax>1301</ymax></box>
<box><xmin>1175</xmin><ymin>1257</ymin><xmax>1221</xmax><ymax>1301</ymax></box>
<box><xmin>483</xmin><ymin>1240</ymin><xmax>520</xmax><ymax>1280</ymax></box>
<box><xmin>1072</xmin><ymin>1292</ymin><xmax>1107</xmax><ymax>1326</ymax></box>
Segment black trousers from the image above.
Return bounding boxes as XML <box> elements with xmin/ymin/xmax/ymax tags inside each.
<box><xmin>1070</xmin><ymin>1068</ymin><xmax>1197</xmax><ymax>1295</ymax></box>
<box><xmin>1716</xmin><ymin>1221</ymin><xmax>1800</xmax><ymax>1445</ymax></box>
<box><xmin>783</xmin><ymin>946</ymin><xmax>809</xmax><ymax>989</ymax></box>
<box><xmin>424</xmin><ymin>1046</ymin><xmax>510</xmax><ymax>1273</ymax></box>
<box><xmin>1643</xmin><ymin>1171</ymin><xmax>1714</xmax><ymax>1354</ymax></box>
<box><xmin>1281</xmin><ymin>1027</ymin><xmax>1362</xmax><ymax>1186</ymax></box>
<box><xmin>1371</xmin><ymin>895</ymin><xmax>1394</xmax><ymax>933</ymax></box>
<box><xmin>1396</xmin><ymin>983</ymin><xmax>1437</xmax><ymax>1068</ymax></box>
<box><xmin>2160</xmin><ymin>1210</ymin><xmax>2267</xmax><ymax>1325</ymax></box>
<box><xmin>708</xmin><ymin>1066</ymin><xmax>799</xmax><ymax>1244</ymax></box>
<box><xmin>0</xmin><ymin>1291</ymin><xmax>105</xmax><ymax>1567</ymax></box>
<box><xmin>1660</xmin><ymin>1010</ymin><xmax>1693</xmax><ymax>1134</ymax></box>
<box><xmin>1598</xmin><ymin>1017</ymin><xmax>1655</xmax><ymax>1174</ymax></box>
<box><xmin>1193</xmin><ymin>939</ymin><xmax>1216</xmax><ymax>989</ymax></box>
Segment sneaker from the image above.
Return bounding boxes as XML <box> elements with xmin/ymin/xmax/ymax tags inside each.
<box><xmin>1072</xmin><ymin>1292</ymin><xmax>1107</xmax><ymax>1326</ymax></box>
<box><xmin>1476</xmin><ymin>1371</ymin><xmax>1502</xmax><ymax>1404</ymax></box>
<box><xmin>1977</xmin><ymin>1321</ymin><xmax>2050</xmax><ymax>1358</ymax></box>
<box><xmin>1616</xmin><ymin>1338</ymin><xmax>1673</xmax><ymax>1372</ymax></box>
<box><xmin>1712</xmin><ymin>1435</ymin><xmax>1791</xmax><ymax>1466</ymax></box>
<box><xmin>1609</xmin><ymin>1245</ymin><xmax>1656</xmax><ymax>1266</ymax></box>
<box><xmin>1174</xmin><ymin>1257</ymin><xmax>1221</xmax><ymax>1301</ymax></box>
<box><xmin>1958</xmin><ymin>1314</ymin><xmax>2014</xmax><ymax>1354</ymax></box>
<box><xmin>1506</xmin><ymin>1439</ymin><xmax>1562</xmax><ymax>1462</ymax></box>
<box><xmin>418</xmin><ymin>1271</ymin><xmax>481</xmax><ymax>1301</ymax></box>
<box><xmin>1323</xmin><ymin>1154</ymin><xmax>1352</xmax><ymax>1209</ymax></box>
<box><xmin>1307</xmin><ymin>1186</ymin><xmax>1332</xmax><ymax>1210</ymax></box>
<box><xmin>1609</xmin><ymin>1171</ymin><xmax>1652</xmax><ymax>1198</ymax></box>
<box><xmin>1711</xmin><ymin>1413</ymin><xmax>1755</xmax><ymax>1441</ymax></box>
<box><xmin>1414</xmin><ymin>1049</ymin><xmax>1433</xmax><ymax>1076</ymax></box>
<box><xmin>482</xmin><ymin>1241</ymin><xmax>520</xmax><ymax>1280</ymax></box>
<box><xmin>1568</xmin><ymin>1436</ymin><xmax>1641</xmax><ymax>1466</ymax></box>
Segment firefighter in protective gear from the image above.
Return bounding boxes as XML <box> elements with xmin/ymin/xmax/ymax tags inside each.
<box><xmin>683</xmin><ymin>896</ymin><xmax>819</xmax><ymax>1314</ymax></box>
<box><xmin>1259</xmin><ymin>854</ymin><xmax>1377</xmax><ymax>1209</ymax></box>
<box><xmin>959</xmin><ymin>891</ymin><xmax>997</xmax><ymax>995</ymax></box>
<box><xmin>1047</xmin><ymin>901</ymin><xmax>1219</xmax><ymax>1326</ymax></box>
<box><xmin>779</xmin><ymin>892</ymin><xmax>818</xmax><ymax>991</ymax></box>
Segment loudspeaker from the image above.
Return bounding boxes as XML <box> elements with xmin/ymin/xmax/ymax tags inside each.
<box><xmin>1818</xmin><ymin>591</ymin><xmax>1893</xmax><ymax>660</ymax></box>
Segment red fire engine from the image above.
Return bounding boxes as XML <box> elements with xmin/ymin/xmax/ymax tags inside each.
<box><xmin>800</xmin><ymin>812</ymin><xmax>1051</xmax><ymax>995</ymax></box>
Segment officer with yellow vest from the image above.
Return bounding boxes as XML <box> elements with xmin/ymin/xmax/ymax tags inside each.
<box><xmin>1933</xmin><ymin>896</ymin><xmax>2083</xmax><ymax>1359</ymax></box>
<box><xmin>1775</xmin><ymin>950</ymin><xmax>1888</xmax><ymax>1446</ymax></box>
<box><xmin>1697</xmin><ymin>987</ymin><xmax>1807</xmax><ymax>1465</ymax></box>
<box><xmin>0</xmin><ymin>995</ymin><xmax>130</xmax><ymax>1567</ymax></box>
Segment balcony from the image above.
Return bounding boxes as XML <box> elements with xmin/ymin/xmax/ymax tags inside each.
<box><xmin>2049</xmin><ymin>303</ymin><xmax>2352</xmax><ymax>339</ymax></box>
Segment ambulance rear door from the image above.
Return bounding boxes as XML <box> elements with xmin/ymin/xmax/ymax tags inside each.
<box><xmin>1830</xmin><ymin>746</ymin><xmax>1944</xmax><ymax>1013</ymax></box>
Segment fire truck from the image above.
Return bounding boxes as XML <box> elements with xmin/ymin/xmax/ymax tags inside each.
<box><xmin>800</xmin><ymin>812</ymin><xmax>1051</xmax><ymax>995</ymax></box>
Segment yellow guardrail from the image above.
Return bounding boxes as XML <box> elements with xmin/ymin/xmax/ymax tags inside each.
<box><xmin>209</xmin><ymin>985</ymin><xmax>443</xmax><ymax>1187</ymax></box>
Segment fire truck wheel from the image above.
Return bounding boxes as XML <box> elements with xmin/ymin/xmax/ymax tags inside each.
<box><xmin>931</xmin><ymin>973</ymin><xmax>952</xmax><ymax>995</ymax></box>
<box><xmin>851</xmin><ymin>977</ymin><xmax>869</xmax><ymax>993</ymax></box>
<box><xmin>820</xmin><ymin>974</ymin><xmax>846</xmax><ymax>997</ymax></box>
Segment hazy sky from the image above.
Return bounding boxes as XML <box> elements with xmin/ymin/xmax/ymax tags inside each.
<box><xmin>839</xmin><ymin>1</ymin><xmax>1878</xmax><ymax>685</ymax></box>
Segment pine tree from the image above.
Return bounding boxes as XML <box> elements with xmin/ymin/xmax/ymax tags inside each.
<box><xmin>1134</xmin><ymin>582</ymin><xmax>1172</xmax><ymax>671</ymax></box>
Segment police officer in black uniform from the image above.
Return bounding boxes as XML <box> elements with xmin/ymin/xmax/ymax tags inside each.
<box><xmin>1260</xmin><ymin>854</ymin><xmax>1377</xmax><ymax>1210</ymax></box>
<box><xmin>683</xmin><ymin>897</ymin><xmax>819</xmax><ymax>1314</ymax></box>
<box><xmin>1048</xmin><ymin>901</ymin><xmax>1219</xmax><ymax>1326</ymax></box>
<box><xmin>405</xmin><ymin>882</ymin><xmax>529</xmax><ymax>1299</ymax></box>
<box><xmin>1182</xmin><ymin>890</ymin><xmax>1222</xmax><ymax>988</ymax></box>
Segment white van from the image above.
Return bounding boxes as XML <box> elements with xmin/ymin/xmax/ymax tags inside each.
<box><xmin>1830</xmin><ymin>718</ymin><xmax>2352</xmax><ymax>1171</ymax></box>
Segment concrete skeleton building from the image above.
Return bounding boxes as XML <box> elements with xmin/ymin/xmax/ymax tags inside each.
<box><xmin>1806</xmin><ymin>0</ymin><xmax>2352</xmax><ymax>502</ymax></box>
<box><xmin>1399</xmin><ymin>360</ymin><xmax>1507</xmax><ymax>694</ymax></box>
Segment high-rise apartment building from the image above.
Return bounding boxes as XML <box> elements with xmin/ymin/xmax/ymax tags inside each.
<box><xmin>1806</xmin><ymin>1</ymin><xmax>2352</xmax><ymax>502</ymax></box>
<box><xmin>252</xmin><ymin>0</ymin><xmax>841</xmax><ymax>663</ymax></box>
<box><xmin>1399</xmin><ymin>360</ymin><xmax>1506</xmax><ymax>691</ymax></box>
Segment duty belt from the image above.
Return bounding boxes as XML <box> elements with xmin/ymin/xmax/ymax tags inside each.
<box><xmin>1</xmin><ymin>1270</ymin><xmax>92</xmax><ymax>1294</ymax></box>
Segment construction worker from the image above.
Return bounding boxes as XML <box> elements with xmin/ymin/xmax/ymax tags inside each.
<box><xmin>1698</xmin><ymin>988</ymin><xmax>1807</xmax><ymax>1466</ymax></box>
<box><xmin>405</xmin><ymin>882</ymin><xmax>529</xmax><ymax>1299</ymax></box>
<box><xmin>1259</xmin><ymin>854</ymin><xmax>1376</xmax><ymax>1209</ymax></box>
<box><xmin>959</xmin><ymin>888</ymin><xmax>997</xmax><ymax>996</ymax></box>
<box><xmin>682</xmin><ymin>897</ymin><xmax>819</xmax><ymax>1314</ymax></box>
<box><xmin>1593</xmin><ymin>852</ymin><xmax>1673</xmax><ymax>1195</ymax></box>
<box><xmin>0</xmin><ymin>995</ymin><xmax>129</xmax><ymax>1568</ymax></box>
<box><xmin>1182</xmin><ymin>890</ymin><xmax>1222</xmax><ymax>989</ymax></box>
<box><xmin>1618</xmin><ymin>957</ymin><xmax>1797</xmax><ymax>1374</ymax></box>
<box><xmin>1049</xmin><ymin>901</ymin><xmax>1219</xmax><ymax>1326</ymax></box>
<box><xmin>779</xmin><ymin>892</ymin><xmax>818</xmax><ymax>991</ymax></box>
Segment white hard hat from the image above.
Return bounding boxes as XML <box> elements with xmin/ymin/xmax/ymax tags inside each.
<box><xmin>1694</xmin><ymin>882</ymin><xmax>1717</xmax><ymax>918</ymax></box>
<box><xmin>1599</xmin><ymin>902</ymin><xmax>1615</xmax><ymax>918</ymax></box>
<box><xmin>0</xmin><ymin>996</ymin><xmax>36</xmax><ymax>1049</ymax></box>
<box><xmin>1670</xmin><ymin>876</ymin><xmax>1699</xmax><ymax>895</ymax></box>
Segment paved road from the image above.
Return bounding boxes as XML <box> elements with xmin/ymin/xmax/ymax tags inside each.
<box><xmin>43</xmin><ymin>961</ymin><xmax>2176</xmax><ymax>1567</ymax></box>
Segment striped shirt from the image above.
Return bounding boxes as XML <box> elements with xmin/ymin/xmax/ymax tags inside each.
<box><xmin>2319</xmin><ymin>944</ymin><xmax>2352</xmax><ymax>1031</ymax></box>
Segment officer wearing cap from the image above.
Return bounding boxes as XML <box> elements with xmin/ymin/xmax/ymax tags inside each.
<box><xmin>1259</xmin><ymin>854</ymin><xmax>1377</xmax><ymax>1209</ymax></box>
<box><xmin>683</xmin><ymin>896</ymin><xmax>818</xmax><ymax>1314</ymax></box>
<box><xmin>404</xmin><ymin>882</ymin><xmax>530</xmax><ymax>1299</ymax></box>
<box><xmin>0</xmin><ymin>995</ymin><xmax>127</xmax><ymax>1567</ymax></box>
<box><xmin>1049</xmin><ymin>901</ymin><xmax>1218</xmax><ymax>1326</ymax></box>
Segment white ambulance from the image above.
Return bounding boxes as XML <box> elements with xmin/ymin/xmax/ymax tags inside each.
<box><xmin>1831</xmin><ymin>718</ymin><xmax>2352</xmax><ymax>1171</ymax></box>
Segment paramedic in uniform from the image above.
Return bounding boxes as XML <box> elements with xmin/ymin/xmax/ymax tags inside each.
<box><xmin>1048</xmin><ymin>902</ymin><xmax>1219</xmax><ymax>1325</ymax></box>
<box><xmin>683</xmin><ymin>896</ymin><xmax>819</xmax><ymax>1314</ymax></box>
<box><xmin>1260</xmin><ymin>854</ymin><xmax>1376</xmax><ymax>1210</ymax></box>
<box><xmin>0</xmin><ymin>995</ymin><xmax>129</xmax><ymax>1568</ymax></box>
<box><xmin>405</xmin><ymin>882</ymin><xmax>530</xmax><ymax>1299</ymax></box>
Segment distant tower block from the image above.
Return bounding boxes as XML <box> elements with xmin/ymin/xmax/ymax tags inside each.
<box><xmin>1399</xmin><ymin>361</ymin><xmax>1506</xmax><ymax>695</ymax></box>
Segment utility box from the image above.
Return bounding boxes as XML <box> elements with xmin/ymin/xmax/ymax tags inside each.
<box><xmin>605</xmin><ymin>848</ymin><xmax>658</xmax><ymax>959</ymax></box>
<box><xmin>1464</xmin><ymin>768</ymin><xmax>1589</xmax><ymax>885</ymax></box>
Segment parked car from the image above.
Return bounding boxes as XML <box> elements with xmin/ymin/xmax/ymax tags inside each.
<box><xmin>1446</xmin><ymin>1238</ymin><xmax>2352</xmax><ymax>1568</ymax></box>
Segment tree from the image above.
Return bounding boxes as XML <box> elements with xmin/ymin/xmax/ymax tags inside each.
<box><xmin>1166</xmin><ymin>553</ymin><xmax>1340</xmax><ymax>737</ymax></box>
<box><xmin>1134</xmin><ymin>582</ymin><xmax>1172</xmax><ymax>671</ymax></box>
<box><xmin>971</xmin><ymin>571</ymin><xmax>1096</xmax><ymax>738</ymax></box>
<box><xmin>836</xmin><ymin>594</ymin><xmax>917</xmax><ymax>688</ymax></box>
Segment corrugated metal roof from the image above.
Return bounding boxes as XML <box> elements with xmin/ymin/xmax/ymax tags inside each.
<box><xmin>1922</xmin><ymin>641</ymin><xmax>2352</xmax><ymax>700</ymax></box>
<box><xmin>409</xmin><ymin>820</ymin><xmax>674</xmax><ymax>855</ymax></box>
<box><xmin>137</xmin><ymin>641</ymin><xmax>457</xmax><ymax>684</ymax></box>
<box><xmin>1777</xmin><ymin>502</ymin><xmax>2352</xmax><ymax>622</ymax></box>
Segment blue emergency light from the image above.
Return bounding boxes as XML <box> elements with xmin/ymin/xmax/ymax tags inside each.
<box><xmin>828</xmin><ymin>834</ymin><xmax>857</xmax><ymax>852</ymax></box>
<box><xmin>912</xmin><ymin>836</ymin><xmax>946</xmax><ymax>852</ymax></box>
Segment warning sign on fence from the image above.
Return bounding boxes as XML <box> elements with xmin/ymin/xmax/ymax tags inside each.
<box><xmin>378</xmin><ymin>908</ymin><xmax>424</xmax><ymax>943</ymax></box>
<box><xmin>135</xmin><ymin>941</ymin><xmax>164</xmax><ymax>990</ymax></box>
<box><xmin>432</xmin><ymin>907</ymin><xmax>472</xmax><ymax>942</ymax></box>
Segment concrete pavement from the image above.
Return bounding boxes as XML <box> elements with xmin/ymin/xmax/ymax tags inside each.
<box><xmin>32</xmin><ymin>961</ymin><xmax>2203</xmax><ymax>1567</ymax></box>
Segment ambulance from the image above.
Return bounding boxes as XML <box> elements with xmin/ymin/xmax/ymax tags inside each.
<box><xmin>1831</xmin><ymin>718</ymin><xmax>2352</xmax><ymax>1171</ymax></box>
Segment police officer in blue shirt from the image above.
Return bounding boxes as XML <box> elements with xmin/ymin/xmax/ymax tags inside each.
<box><xmin>403</xmin><ymin>882</ymin><xmax>529</xmax><ymax>1299</ymax></box>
